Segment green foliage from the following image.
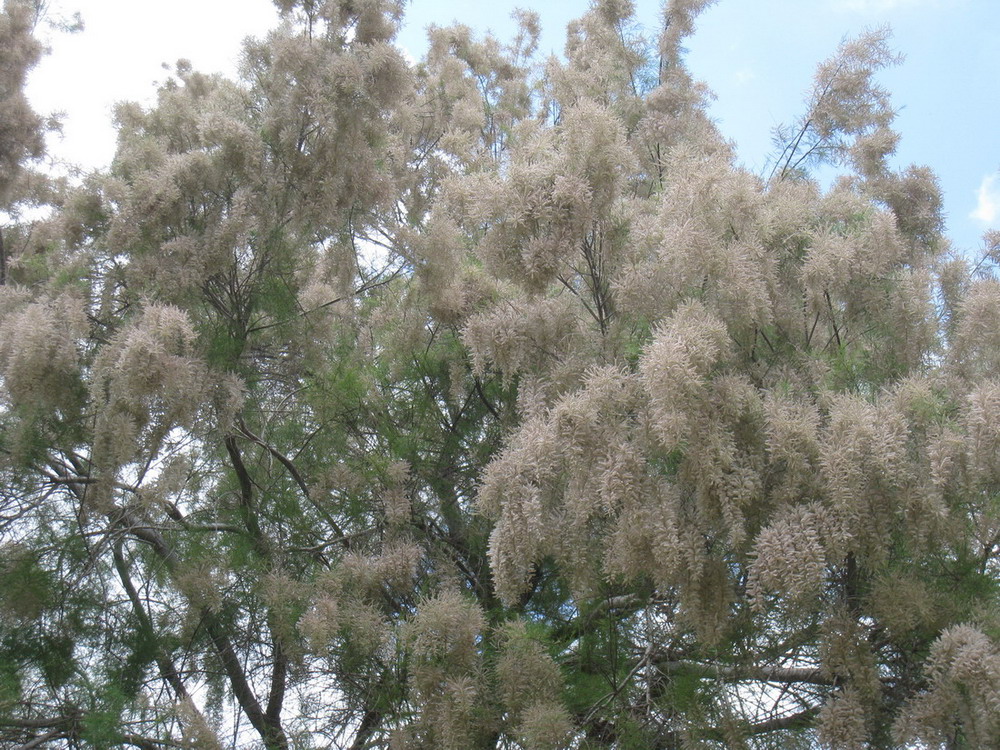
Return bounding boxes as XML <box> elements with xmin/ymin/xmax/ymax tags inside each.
<box><xmin>0</xmin><ymin>547</ymin><xmax>53</xmax><ymax>621</ymax></box>
<box><xmin>79</xmin><ymin>685</ymin><xmax>129</xmax><ymax>747</ymax></box>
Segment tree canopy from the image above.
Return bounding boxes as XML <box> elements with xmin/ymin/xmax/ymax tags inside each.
<box><xmin>1</xmin><ymin>0</ymin><xmax>999</xmax><ymax>748</ymax></box>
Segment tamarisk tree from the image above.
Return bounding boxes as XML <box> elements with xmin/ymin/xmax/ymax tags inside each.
<box><xmin>1</xmin><ymin>0</ymin><xmax>999</xmax><ymax>748</ymax></box>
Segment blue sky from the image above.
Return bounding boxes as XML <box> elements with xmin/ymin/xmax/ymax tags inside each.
<box><xmin>396</xmin><ymin>0</ymin><xmax>1000</xmax><ymax>255</ymax></box>
<box><xmin>683</xmin><ymin>0</ymin><xmax>1000</xmax><ymax>255</ymax></box>
<box><xmin>28</xmin><ymin>0</ymin><xmax>999</xmax><ymax>254</ymax></box>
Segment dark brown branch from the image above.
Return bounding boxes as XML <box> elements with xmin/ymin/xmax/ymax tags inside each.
<box><xmin>1</xmin><ymin>717</ymin><xmax>73</xmax><ymax>730</ymax></box>
<box><xmin>744</xmin><ymin>705</ymin><xmax>821</xmax><ymax>734</ymax></box>
<box><xmin>824</xmin><ymin>289</ymin><xmax>842</xmax><ymax>348</ymax></box>
<box><xmin>234</xmin><ymin>419</ymin><xmax>351</xmax><ymax>548</ymax></box>
<box><xmin>473</xmin><ymin>375</ymin><xmax>501</xmax><ymax>421</ymax></box>
<box><xmin>348</xmin><ymin>705</ymin><xmax>381</xmax><ymax>750</ymax></box>
<box><xmin>223</xmin><ymin>435</ymin><xmax>270</xmax><ymax>558</ymax></box>
<box><xmin>113</xmin><ymin>513</ymin><xmax>288</xmax><ymax>750</ymax></box>
<box><xmin>112</xmin><ymin>543</ymin><xmax>192</xmax><ymax>702</ymax></box>
<box><xmin>116</xmin><ymin>734</ymin><xmax>181</xmax><ymax>750</ymax></box>
<box><xmin>206</xmin><ymin>623</ymin><xmax>287</xmax><ymax>750</ymax></box>
<box><xmin>693</xmin><ymin>706</ymin><xmax>822</xmax><ymax>745</ymax></box>
<box><xmin>245</xmin><ymin>270</ymin><xmax>401</xmax><ymax>335</ymax></box>
<box><xmin>651</xmin><ymin>659</ymin><xmax>835</xmax><ymax>686</ymax></box>
<box><xmin>14</xmin><ymin>728</ymin><xmax>66</xmax><ymax>750</ymax></box>
<box><xmin>265</xmin><ymin>635</ymin><xmax>288</xmax><ymax>731</ymax></box>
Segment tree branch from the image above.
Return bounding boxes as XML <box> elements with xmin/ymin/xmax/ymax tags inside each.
<box><xmin>235</xmin><ymin>419</ymin><xmax>352</xmax><ymax>548</ymax></box>
<box><xmin>651</xmin><ymin>658</ymin><xmax>835</xmax><ymax>686</ymax></box>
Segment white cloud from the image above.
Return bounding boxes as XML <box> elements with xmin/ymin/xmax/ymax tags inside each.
<box><xmin>27</xmin><ymin>0</ymin><xmax>278</xmax><ymax>172</ymax></box>
<box><xmin>971</xmin><ymin>174</ymin><xmax>1000</xmax><ymax>225</ymax></box>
